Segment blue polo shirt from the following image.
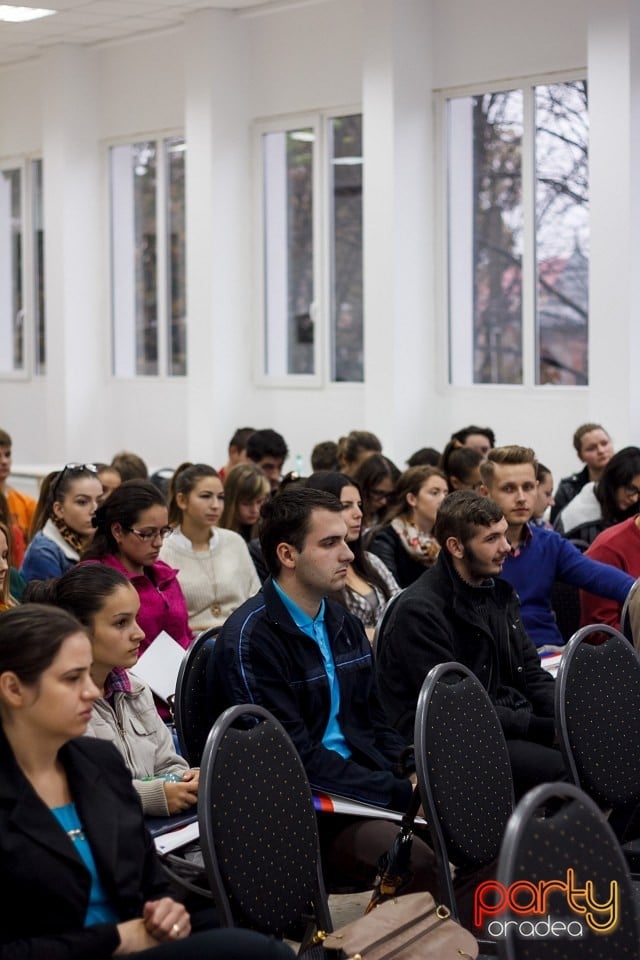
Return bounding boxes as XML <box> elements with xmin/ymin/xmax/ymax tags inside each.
<box><xmin>273</xmin><ymin>579</ymin><xmax>351</xmax><ymax>759</ymax></box>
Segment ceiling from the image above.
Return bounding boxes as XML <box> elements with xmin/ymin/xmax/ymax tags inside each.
<box><xmin>0</xmin><ymin>0</ymin><xmax>294</xmax><ymax>67</ymax></box>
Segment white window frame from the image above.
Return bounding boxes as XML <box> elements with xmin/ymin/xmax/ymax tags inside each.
<box><xmin>253</xmin><ymin>107</ymin><xmax>363</xmax><ymax>389</ymax></box>
<box><xmin>0</xmin><ymin>155</ymin><xmax>42</xmax><ymax>382</ymax></box>
<box><xmin>106</xmin><ymin>130</ymin><xmax>186</xmax><ymax>381</ymax></box>
<box><xmin>436</xmin><ymin>68</ymin><xmax>588</xmax><ymax>392</ymax></box>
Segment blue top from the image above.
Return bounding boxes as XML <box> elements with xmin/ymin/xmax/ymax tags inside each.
<box><xmin>20</xmin><ymin>529</ymin><xmax>77</xmax><ymax>583</ymax></box>
<box><xmin>501</xmin><ymin>523</ymin><xmax>634</xmax><ymax>647</ymax></box>
<box><xmin>52</xmin><ymin>803</ymin><xmax>119</xmax><ymax>926</ymax></box>
<box><xmin>273</xmin><ymin>579</ymin><xmax>351</xmax><ymax>759</ymax></box>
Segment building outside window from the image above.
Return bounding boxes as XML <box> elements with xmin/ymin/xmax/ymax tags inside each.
<box><xmin>259</xmin><ymin>112</ymin><xmax>363</xmax><ymax>384</ymax></box>
<box><xmin>446</xmin><ymin>77</ymin><xmax>588</xmax><ymax>386</ymax></box>
<box><xmin>110</xmin><ymin>135</ymin><xmax>186</xmax><ymax>377</ymax></box>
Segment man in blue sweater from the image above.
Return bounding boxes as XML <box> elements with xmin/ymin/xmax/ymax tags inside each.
<box><xmin>479</xmin><ymin>446</ymin><xmax>634</xmax><ymax>649</ymax></box>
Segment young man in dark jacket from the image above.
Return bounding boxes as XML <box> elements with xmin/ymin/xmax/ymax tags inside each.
<box><xmin>377</xmin><ymin>489</ymin><xmax>566</xmax><ymax>799</ymax></box>
<box><xmin>210</xmin><ymin>486</ymin><xmax>437</xmax><ymax>893</ymax></box>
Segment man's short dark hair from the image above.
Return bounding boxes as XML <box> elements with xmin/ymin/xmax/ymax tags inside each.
<box><xmin>434</xmin><ymin>490</ymin><xmax>504</xmax><ymax>549</ymax></box>
<box><xmin>450</xmin><ymin>424</ymin><xmax>496</xmax><ymax>448</ymax></box>
<box><xmin>311</xmin><ymin>440</ymin><xmax>339</xmax><ymax>472</ymax></box>
<box><xmin>259</xmin><ymin>487</ymin><xmax>343</xmax><ymax>578</ymax></box>
<box><xmin>229</xmin><ymin>427</ymin><xmax>255</xmax><ymax>453</ymax></box>
<box><xmin>246</xmin><ymin>429</ymin><xmax>289</xmax><ymax>464</ymax></box>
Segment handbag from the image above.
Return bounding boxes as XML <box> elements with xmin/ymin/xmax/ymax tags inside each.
<box><xmin>315</xmin><ymin>891</ymin><xmax>478</xmax><ymax>960</ymax></box>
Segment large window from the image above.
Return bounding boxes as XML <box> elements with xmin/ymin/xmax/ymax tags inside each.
<box><xmin>110</xmin><ymin>136</ymin><xmax>186</xmax><ymax>377</ymax></box>
<box><xmin>259</xmin><ymin>112</ymin><xmax>363</xmax><ymax>383</ymax></box>
<box><xmin>446</xmin><ymin>77</ymin><xmax>588</xmax><ymax>386</ymax></box>
<box><xmin>0</xmin><ymin>159</ymin><xmax>44</xmax><ymax>378</ymax></box>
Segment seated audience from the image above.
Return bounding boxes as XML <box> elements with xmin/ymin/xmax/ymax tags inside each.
<box><xmin>554</xmin><ymin>445</ymin><xmax>640</xmax><ymax>544</ymax></box>
<box><xmin>0</xmin><ymin>427</ymin><xmax>36</xmax><ymax>542</ymax></box>
<box><xmin>96</xmin><ymin>463</ymin><xmax>122</xmax><ymax>502</ymax></box>
<box><xmin>218</xmin><ymin>426</ymin><xmax>255</xmax><ymax>482</ymax></box>
<box><xmin>219</xmin><ymin>462</ymin><xmax>270</xmax><ymax>543</ymax></box>
<box><xmin>580</xmin><ymin>514</ymin><xmax>640</xmax><ymax>630</ymax></box>
<box><xmin>532</xmin><ymin>462</ymin><xmax>554</xmax><ymax>528</ymax></box>
<box><xmin>111</xmin><ymin>450</ymin><xmax>149</xmax><ymax>482</ymax></box>
<box><xmin>246</xmin><ymin>429</ymin><xmax>289</xmax><ymax>493</ymax></box>
<box><xmin>450</xmin><ymin>424</ymin><xmax>496</xmax><ymax>459</ymax></box>
<box><xmin>21</xmin><ymin>465</ymin><xmax>103</xmax><ymax>583</ymax></box>
<box><xmin>480</xmin><ymin>446</ymin><xmax>633</xmax><ymax>649</ymax></box>
<box><xmin>550</xmin><ymin>422</ymin><xmax>613</xmax><ymax>523</ymax></box>
<box><xmin>310</xmin><ymin>440</ymin><xmax>340</xmax><ymax>472</ymax></box>
<box><xmin>83</xmin><ymin>480</ymin><xmax>192</xmax><ymax>656</ymax></box>
<box><xmin>0</xmin><ymin>603</ymin><xmax>292</xmax><ymax>959</ymax></box>
<box><xmin>210</xmin><ymin>487</ymin><xmax>439</xmax><ymax>896</ymax></box>
<box><xmin>26</xmin><ymin>565</ymin><xmax>198</xmax><ymax>816</ymax></box>
<box><xmin>368</xmin><ymin>466</ymin><xmax>448</xmax><ymax>587</ymax></box>
<box><xmin>0</xmin><ymin>521</ymin><xmax>16</xmax><ymax>611</ymax></box>
<box><xmin>306</xmin><ymin>471</ymin><xmax>400</xmax><ymax>639</ymax></box>
<box><xmin>376</xmin><ymin>490</ymin><xmax>566</xmax><ymax>799</ymax></box>
<box><xmin>160</xmin><ymin>463</ymin><xmax>260</xmax><ymax>632</ymax></box>
<box><xmin>338</xmin><ymin>430</ymin><xmax>383</xmax><ymax>476</ymax></box>
<box><xmin>441</xmin><ymin>445</ymin><xmax>483</xmax><ymax>492</ymax></box>
<box><xmin>0</xmin><ymin>488</ymin><xmax>26</xmax><ymax>568</ymax></box>
<box><xmin>353</xmin><ymin>453</ymin><xmax>399</xmax><ymax>529</ymax></box>
<box><xmin>406</xmin><ymin>447</ymin><xmax>441</xmax><ymax>468</ymax></box>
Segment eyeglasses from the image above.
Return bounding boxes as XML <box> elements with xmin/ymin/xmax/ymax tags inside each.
<box><xmin>124</xmin><ymin>525</ymin><xmax>173</xmax><ymax>543</ymax></box>
<box><xmin>52</xmin><ymin>462</ymin><xmax>98</xmax><ymax>499</ymax></box>
<box><xmin>623</xmin><ymin>484</ymin><xmax>640</xmax><ymax>500</ymax></box>
<box><xmin>370</xmin><ymin>488</ymin><xmax>391</xmax><ymax>502</ymax></box>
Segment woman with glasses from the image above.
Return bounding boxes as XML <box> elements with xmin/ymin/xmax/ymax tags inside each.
<box><xmin>83</xmin><ymin>480</ymin><xmax>192</xmax><ymax>658</ymax></box>
<box><xmin>20</xmin><ymin>464</ymin><xmax>103</xmax><ymax>584</ymax></box>
<box><xmin>160</xmin><ymin>463</ymin><xmax>260</xmax><ymax>632</ymax></box>
<box><xmin>555</xmin><ymin>446</ymin><xmax>640</xmax><ymax>545</ymax></box>
<box><xmin>352</xmin><ymin>453</ymin><xmax>399</xmax><ymax>530</ymax></box>
<box><xmin>367</xmin><ymin>465</ymin><xmax>449</xmax><ymax>588</ymax></box>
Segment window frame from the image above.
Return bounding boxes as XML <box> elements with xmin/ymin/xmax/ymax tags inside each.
<box><xmin>253</xmin><ymin>106</ymin><xmax>363</xmax><ymax>389</ymax></box>
<box><xmin>436</xmin><ymin>68</ymin><xmax>588</xmax><ymax>393</ymax></box>
<box><xmin>106</xmin><ymin>130</ymin><xmax>186</xmax><ymax>382</ymax></box>
<box><xmin>0</xmin><ymin>155</ymin><xmax>42</xmax><ymax>382</ymax></box>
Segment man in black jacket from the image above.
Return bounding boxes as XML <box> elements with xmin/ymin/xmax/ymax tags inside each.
<box><xmin>377</xmin><ymin>489</ymin><xmax>566</xmax><ymax>798</ymax></box>
<box><xmin>211</xmin><ymin>486</ymin><xmax>437</xmax><ymax>893</ymax></box>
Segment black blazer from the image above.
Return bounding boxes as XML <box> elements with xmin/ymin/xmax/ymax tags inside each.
<box><xmin>0</xmin><ymin>729</ymin><xmax>169</xmax><ymax>960</ymax></box>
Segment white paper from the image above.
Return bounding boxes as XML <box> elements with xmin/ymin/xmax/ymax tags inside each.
<box><xmin>130</xmin><ymin>630</ymin><xmax>185</xmax><ymax>701</ymax></box>
<box><xmin>154</xmin><ymin>820</ymin><xmax>200</xmax><ymax>854</ymax></box>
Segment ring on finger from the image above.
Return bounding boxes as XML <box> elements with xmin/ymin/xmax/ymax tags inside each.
<box><xmin>171</xmin><ymin>923</ymin><xmax>181</xmax><ymax>938</ymax></box>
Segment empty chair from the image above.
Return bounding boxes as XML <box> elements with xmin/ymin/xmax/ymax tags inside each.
<box><xmin>496</xmin><ymin>782</ymin><xmax>640</xmax><ymax>959</ymax></box>
<box><xmin>198</xmin><ymin>703</ymin><xmax>332</xmax><ymax>947</ymax></box>
<box><xmin>173</xmin><ymin>626</ymin><xmax>219</xmax><ymax>766</ymax></box>
<box><xmin>414</xmin><ymin>661</ymin><xmax>514</xmax><ymax>945</ymax></box>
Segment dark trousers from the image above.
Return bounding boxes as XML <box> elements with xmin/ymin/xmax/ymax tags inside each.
<box><xmin>506</xmin><ymin>739</ymin><xmax>569</xmax><ymax>799</ymax></box>
<box><xmin>130</xmin><ymin>929</ymin><xmax>295</xmax><ymax>959</ymax></box>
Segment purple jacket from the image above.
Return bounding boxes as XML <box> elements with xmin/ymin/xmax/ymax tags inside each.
<box><xmin>90</xmin><ymin>554</ymin><xmax>193</xmax><ymax>654</ymax></box>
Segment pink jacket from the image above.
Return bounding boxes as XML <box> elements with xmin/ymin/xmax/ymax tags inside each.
<box><xmin>93</xmin><ymin>554</ymin><xmax>193</xmax><ymax>654</ymax></box>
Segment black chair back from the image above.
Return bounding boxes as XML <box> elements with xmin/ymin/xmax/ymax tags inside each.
<box><xmin>414</xmin><ymin>661</ymin><xmax>514</xmax><ymax>918</ymax></box>
<box><xmin>173</xmin><ymin>627</ymin><xmax>219</xmax><ymax>766</ymax></box>
<box><xmin>496</xmin><ymin>782</ymin><xmax>640</xmax><ymax>959</ymax></box>
<box><xmin>198</xmin><ymin>703</ymin><xmax>332</xmax><ymax>941</ymax></box>
<box><xmin>555</xmin><ymin>623</ymin><xmax>640</xmax><ymax>810</ymax></box>
<box><xmin>372</xmin><ymin>588</ymin><xmax>404</xmax><ymax>656</ymax></box>
<box><xmin>550</xmin><ymin>580</ymin><xmax>581</xmax><ymax>644</ymax></box>
<box><xmin>620</xmin><ymin>576</ymin><xmax>640</xmax><ymax>649</ymax></box>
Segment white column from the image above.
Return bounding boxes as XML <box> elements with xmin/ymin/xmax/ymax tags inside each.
<box><xmin>41</xmin><ymin>44</ymin><xmax>102</xmax><ymax>460</ymax></box>
<box><xmin>588</xmin><ymin>0</ymin><xmax>640</xmax><ymax>443</ymax></box>
<box><xmin>362</xmin><ymin>0</ymin><xmax>435</xmax><ymax>460</ymax></box>
<box><xmin>184</xmin><ymin>9</ymin><xmax>251</xmax><ymax>464</ymax></box>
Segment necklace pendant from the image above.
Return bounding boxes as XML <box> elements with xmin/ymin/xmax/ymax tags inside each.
<box><xmin>211</xmin><ymin>602</ymin><xmax>222</xmax><ymax>616</ymax></box>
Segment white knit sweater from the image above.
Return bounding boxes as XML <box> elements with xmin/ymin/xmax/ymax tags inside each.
<box><xmin>159</xmin><ymin>527</ymin><xmax>260</xmax><ymax>631</ymax></box>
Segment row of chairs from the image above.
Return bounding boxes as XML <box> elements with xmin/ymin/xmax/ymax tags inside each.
<box><xmin>181</xmin><ymin>623</ymin><xmax>640</xmax><ymax>957</ymax></box>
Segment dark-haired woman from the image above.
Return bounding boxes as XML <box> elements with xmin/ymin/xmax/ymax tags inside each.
<box><xmin>160</xmin><ymin>463</ymin><xmax>259</xmax><ymax>632</ymax></box>
<box><xmin>26</xmin><ymin>565</ymin><xmax>197</xmax><ymax>817</ymax></box>
<box><xmin>20</xmin><ymin>464</ymin><xmax>103</xmax><ymax>584</ymax></box>
<box><xmin>306</xmin><ymin>472</ymin><xmax>400</xmax><ymax>640</ymax></box>
<box><xmin>0</xmin><ymin>603</ymin><xmax>293</xmax><ymax>959</ymax></box>
<box><xmin>83</xmin><ymin>480</ymin><xmax>192</xmax><ymax>657</ymax></box>
<box><xmin>368</xmin><ymin>466</ymin><xmax>448</xmax><ymax>587</ymax></box>
<box><xmin>353</xmin><ymin>453</ymin><xmax>399</xmax><ymax>530</ymax></box>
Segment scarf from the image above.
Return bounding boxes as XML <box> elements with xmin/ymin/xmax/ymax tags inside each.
<box><xmin>52</xmin><ymin>514</ymin><xmax>89</xmax><ymax>555</ymax></box>
<box><xmin>391</xmin><ymin>515</ymin><xmax>440</xmax><ymax>566</ymax></box>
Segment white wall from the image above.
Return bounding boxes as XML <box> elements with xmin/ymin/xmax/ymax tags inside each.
<box><xmin>0</xmin><ymin>0</ymin><xmax>635</xmax><ymax>482</ymax></box>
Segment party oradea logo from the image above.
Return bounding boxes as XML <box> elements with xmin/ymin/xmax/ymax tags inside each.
<box><xmin>474</xmin><ymin>869</ymin><xmax>619</xmax><ymax>939</ymax></box>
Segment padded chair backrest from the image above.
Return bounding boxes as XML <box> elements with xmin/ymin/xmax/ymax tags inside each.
<box><xmin>372</xmin><ymin>588</ymin><xmax>404</xmax><ymax>656</ymax></box>
<box><xmin>198</xmin><ymin>703</ymin><xmax>331</xmax><ymax>938</ymax></box>
<box><xmin>415</xmin><ymin>662</ymin><xmax>514</xmax><ymax>914</ymax></box>
<box><xmin>550</xmin><ymin>579</ymin><xmax>581</xmax><ymax>644</ymax></box>
<box><xmin>620</xmin><ymin>576</ymin><xmax>640</xmax><ymax>649</ymax></box>
<box><xmin>555</xmin><ymin>624</ymin><xmax>640</xmax><ymax>808</ymax></box>
<box><xmin>496</xmin><ymin>782</ymin><xmax>640</xmax><ymax>960</ymax></box>
<box><xmin>173</xmin><ymin>627</ymin><xmax>219</xmax><ymax>766</ymax></box>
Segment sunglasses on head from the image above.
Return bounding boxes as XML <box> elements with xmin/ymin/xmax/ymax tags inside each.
<box><xmin>52</xmin><ymin>462</ymin><xmax>99</xmax><ymax>500</ymax></box>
